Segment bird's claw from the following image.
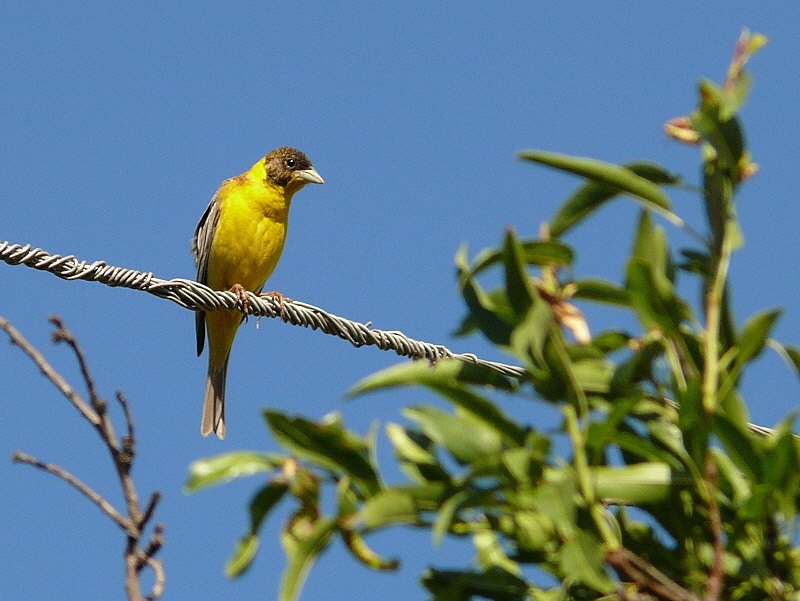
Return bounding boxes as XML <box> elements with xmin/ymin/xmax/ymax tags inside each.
<box><xmin>260</xmin><ymin>291</ymin><xmax>292</xmax><ymax>320</ymax></box>
<box><xmin>229</xmin><ymin>284</ymin><xmax>250</xmax><ymax>321</ymax></box>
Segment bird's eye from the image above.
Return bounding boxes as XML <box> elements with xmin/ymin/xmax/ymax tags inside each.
<box><xmin>285</xmin><ymin>158</ymin><xmax>296</xmax><ymax>168</ymax></box>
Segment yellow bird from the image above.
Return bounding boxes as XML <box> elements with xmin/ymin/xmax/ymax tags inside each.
<box><xmin>192</xmin><ymin>147</ymin><xmax>324</xmax><ymax>438</ymax></box>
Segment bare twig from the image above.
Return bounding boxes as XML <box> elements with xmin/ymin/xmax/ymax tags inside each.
<box><xmin>11</xmin><ymin>450</ymin><xmax>133</xmax><ymax>535</ymax></box>
<box><xmin>117</xmin><ymin>390</ymin><xmax>136</xmax><ymax>457</ymax></box>
<box><xmin>0</xmin><ymin>316</ymin><xmax>99</xmax><ymax>426</ymax></box>
<box><xmin>139</xmin><ymin>492</ymin><xmax>162</xmax><ymax>530</ymax></box>
<box><xmin>2</xmin><ymin>316</ymin><xmax>165</xmax><ymax>600</ymax></box>
<box><xmin>49</xmin><ymin>315</ymin><xmax>100</xmax><ymax>406</ymax></box>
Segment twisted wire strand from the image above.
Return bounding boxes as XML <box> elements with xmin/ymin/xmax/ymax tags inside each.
<box><xmin>0</xmin><ymin>240</ymin><xmax>525</xmax><ymax>377</ymax></box>
<box><xmin>0</xmin><ymin>240</ymin><xmax>781</xmax><ymax>436</ymax></box>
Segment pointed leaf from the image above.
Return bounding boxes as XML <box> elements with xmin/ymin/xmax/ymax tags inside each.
<box><xmin>590</xmin><ymin>463</ymin><xmax>683</xmax><ymax>505</ymax></box>
<box><xmin>185</xmin><ymin>452</ymin><xmax>284</xmax><ymax>492</ymax></box>
<box><xmin>715</xmin><ymin>415</ymin><xmax>763</xmax><ymax>478</ymax></box>
<box><xmin>572</xmin><ymin>278</ymin><xmax>631</xmax><ymax>307</ymax></box>
<box><xmin>226</xmin><ymin>535</ymin><xmax>259</xmax><ymax>578</ymax></box>
<box><xmin>769</xmin><ymin>341</ymin><xmax>800</xmax><ymax>379</ymax></box>
<box><xmin>518</xmin><ymin>151</ymin><xmax>677</xmax><ymax>236</ymax></box>
<box><xmin>250</xmin><ymin>482</ymin><xmax>290</xmax><ymax>534</ymax></box>
<box><xmin>590</xmin><ymin>330</ymin><xmax>632</xmax><ymax>354</ymax></box>
<box><xmin>341</xmin><ymin>528</ymin><xmax>399</xmax><ymax>571</ymax></box>
<box><xmin>474</xmin><ymin>526</ymin><xmax>521</xmax><ymax>575</ymax></box>
<box><xmin>458</xmin><ymin>266</ymin><xmax>514</xmax><ymax>345</ymax></box>
<box><xmin>470</xmin><ymin>240</ymin><xmax>574</xmax><ymax>276</ymax></box>
<box><xmin>265</xmin><ymin>411</ymin><xmax>380</xmax><ymax>496</ymax></box>
<box><xmin>361</xmin><ymin>484</ymin><xmax>450</xmax><ymax>530</ymax></box>
<box><xmin>503</xmin><ymin>229</ymin><xmax>536</xmax><ymax>317</ymax></box>
<box><xmin>430</xmin><ymin>385</ymin><xmax>527</xmax><ymax>447</ymax></box>
<box><xmin>421</xmin><ymin>567</ymin><xmax>529</xmax><ymax>601</ymax></box>
<box><xmin>348</xmin><ymin>358</ymin><xmax>516</xmax><ymax>398</ymax></box>
<box><xmin>731</xmin><ymin>308</ymin><xmax>782</xmax><ymax>380</ymax></box>
<box><xmin>763</xmin><ymin>417</ymin><xmax>799</xmax><ymax>491</ymax></box>
<box><xmin>280</xmin><ymin>518</ymin><xmax>337</xmax><ymax>601</ymax></box>
<box><xmin>406</xmin><ymin>406</ymin><xmax>503</xmax><ymax>465</ymax></box>
<box><xmin>557</xmin><ymin>531</ymin><xmax>613</xmax><ymax>592</ymax></box>
<box><xmin>433</xmin><ymin>489</ymin><xmax>470</xmax><ymax>545</ymax></box>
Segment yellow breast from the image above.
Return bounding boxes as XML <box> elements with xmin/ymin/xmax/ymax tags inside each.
<box><xmin>206</xmin><ymin>167</ymin><xmax>293</xmax><ymax>293</ymax></box>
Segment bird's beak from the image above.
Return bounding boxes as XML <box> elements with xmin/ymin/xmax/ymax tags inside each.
<box><xmin>296</xmin><ymin>167</ymin><xmax>324</xmax><ymax>185</ymax></box>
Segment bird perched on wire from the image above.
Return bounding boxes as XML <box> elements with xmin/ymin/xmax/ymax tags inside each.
<box><xmin>192</xmin><ymin>147</ymin><xmax>324</xmax><ymax>438</ymax></box>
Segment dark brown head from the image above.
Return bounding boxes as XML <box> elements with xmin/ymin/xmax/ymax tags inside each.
<box><xmin>264</xmin><ymin>147</ymin><xmax>324</xmax><ymax>192</ymax></box>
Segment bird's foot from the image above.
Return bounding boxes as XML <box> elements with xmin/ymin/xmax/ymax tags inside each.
<box><xmin>259</xmin><ymin>291</ymin><xmax>292</xmax><ymax>320</ymax></box>
<box><xmin>229</xmin><ymin>283</ymin><xmax>251</xmax><ymax>320</ymax></box>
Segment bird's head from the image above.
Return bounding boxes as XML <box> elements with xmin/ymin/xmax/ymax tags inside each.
<box><xmin>264</xmin><ymin>146</ymin><xmax>324</xmax><ymax>194</ymax></box>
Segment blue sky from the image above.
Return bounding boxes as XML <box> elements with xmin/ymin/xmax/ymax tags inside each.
<box><xmin>1</xmin><ymin>3</ymin><xmax>799</xmax><ymax>600</ymax></box>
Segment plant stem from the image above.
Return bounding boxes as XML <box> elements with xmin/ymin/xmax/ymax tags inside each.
<box><xmin>702</xmin><ymin>224</ymin><xmax>733</xmax><ymax>415</ymax></box>
<box><xmin>563</xmin><ymin>405</ymin><xmax>619</xmax><ymax>550</ymax></box>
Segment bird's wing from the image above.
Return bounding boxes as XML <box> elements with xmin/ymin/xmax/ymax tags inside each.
<box><xmin>192</xmin><ymin>189</ymin><xmax>222</xmax><ymax>356</ymax></box>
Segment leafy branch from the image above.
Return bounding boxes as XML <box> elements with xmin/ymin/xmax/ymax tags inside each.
<box><xmin>186</xmin><ymin>29</ymin><xmax>800</xmax><ymax>601</ymax></box>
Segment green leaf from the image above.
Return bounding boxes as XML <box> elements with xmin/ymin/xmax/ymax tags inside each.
<box><xmin>386</xmin><ymin>423</ymin><xmax>439</xmax><ymax>465</ymax></box>
<box><xmin>530</xmin><ymin>469</ymin><xmax>578</xmax><ymax>534</ymax></box>
<box><xmin>509</xmin><ymin>295</ymin><xmax>556</xmax><ymax>370</ymax></box>
<box><xmin>714</xmin><ymin>415</ymin><xmax>762</xmax><ymax>479</ymax></box>
<box><xmin>250</xmin><ymin>482</ymin><xmax>290</xmax><ymax>535</ymax></box>
<box><xmin>693</xmin><ymin>107</ymin><xmax>745</xmax><ymax>170</ymax></box>
<box><xmin>421</xmin><ymin>567</ymin><xmax>529</xmax><ymax>601</ymax></box>
<box><xmin>280</xmin><ymin>517</ymin><xmax>337</xmax><ymax>601</ymax></box>
<box><xmin>362</xmin><ymin>488</ymin><xmax>421</xmax><ymax>530</ymax></box>
<box><xmin>720</xmin><ymin>70</ymin><xmax>752</xmax><ymax>120</ymax></box>
<box><xmin>572</xmin><ymin>278</ymin><xmax>631</xmax><ymax>307</ymax></box>
<box><xmin>265</xmin><ymin>411</ymin><xmax>380</xmax><ymax>496</ymax></box>
<box><xmin>762</xmin><ymin>416</ymin><xmax>799</xmax><ymax>492</ymax></box>
<box><xmin>557</xmin><ymin>531</ymin><xmax>613</xmax><ymax>592</ymax></box>
<box><xmin>508</xmin><ymin>510</ymin><xmax>554</xmax><ymax>552</ymax></box>
<box><xmin>405</xmin><ymin>405</ymin><xmax>503</xmax><ymax>465</ymax></box>
<box><xmin>224</xmin><ymin>481</ymin><xmax>292</xmax><ymax>578</ymax></box>
<box><xmin>590</xmin><ymin>462</ymin><xmax>682</xmax><ymax>505</ymax></box>
<box><xmin>590</xmin><ymin>330</ymin><xmax>632</xmax><ymax>354</ymax></box>
<box><xmin>631</xmin><ymin>211</ymin><xmax>674</xmax><ymax>283</ymax></box>
<box><xmin>350</xmin><ymin>359</ymin><xmax>525</xmax><ymax>448</ymax></box>
<box><xmin>433</xmin><ymin>489</ymin><xmax>470</xmax><ymax>545</ymax></box>
<box><xmin>518</xmin><ymin>151</ymin><xmax>678</xmax><ymax>235</ymax></box>
<box><xmin>679</xmin><ymin>248</ymin><xmax>711</xmax><ymax>276</ymax></box>
<box><xmin>500</xmin><ymin>446</ymin><xmax>546</xmax><ymax>485</ymax></box>
<box><xmin>226</xmin><ymin>535</ymin><xmax>259</xmax><ymax>578</ymax></box>
<box><xmin>184</xmin><ymin>452</ymin><xmax>284</xmax><ymax>492</ymax></box>
<box><xmin>341</xmin><ymin>528</ymin><xmax>399</xmax><ymax>571</ymax></box>
<box><xmin>457</xmin><ymin>255</ymin><xmax>515</xmax><ymax>345</ymax></box>
<box><xmin>361</xmin><ymin>484</ymin><xmax>450</xmax><ymax>530</ymax></box>
<box><xmin>626</xmin><ymin>261</ymin><xmax>684</xmax><ymax>338</ymax></box>
<box><xmin>431</xmin><ymin>385</ymin><xmax>527</xmax><ymax>447</ymax></box>
<box><xmin>570</xmin><ymin>357</ymin><xmax>613</xmax><ymax>395</ymax></box>
<box><xmin>385</xmin><ymin>423</ymin><xmax>452</xmax><ymax>483</ymax></box>
<box><xmin>503</xmin><ymin>229</ymin><xmax>536</xmax><ymax>317</ymax></box>
<box><xmin>610</xmin><ymin>339</ymin><xmax>662</xmax><ymax>392</ymax></box>
<box><xmin>731</xmin><ymin>308</ymin><xmax>782</xmax><ymax>381</ymax></box>
<box><xmin>709</xmin><ymin>447</ymin><xmax>751</xmax><ymax>505</ymax></box>
<box><xmin>348</xmin><ymin>358</ymin><xmax>516</xmax><ymax>398</ymax></box>
<box><xmin>470</xmin><ymin>240</ymin><xmax>574</xmax><ymax>275</ymax></box>
<box><xmin>474</xmin><ymin>525</ymin><xmax>521</xmax><ymax>576</ymax></box>
<box><xmin>769</xmin><ymin>341</ymin><xmax>800</xmax><ymax>379</ymax></box>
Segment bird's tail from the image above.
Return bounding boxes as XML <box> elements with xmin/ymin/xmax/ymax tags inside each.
<box><xmin>201</xmin><ymin>355</ymin><xmax>229</xmax><ymax>439</ymax></box>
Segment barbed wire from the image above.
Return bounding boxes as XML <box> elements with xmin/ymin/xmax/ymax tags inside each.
<box><xmin>0</xmin><ymin>240</ymin><xmax>525</xmax><ymax>379</ymax></box>
<box><xmin>0</xmin><ymin>240</ymin><xmax>781</xmax><ymax>437</ymax></box>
